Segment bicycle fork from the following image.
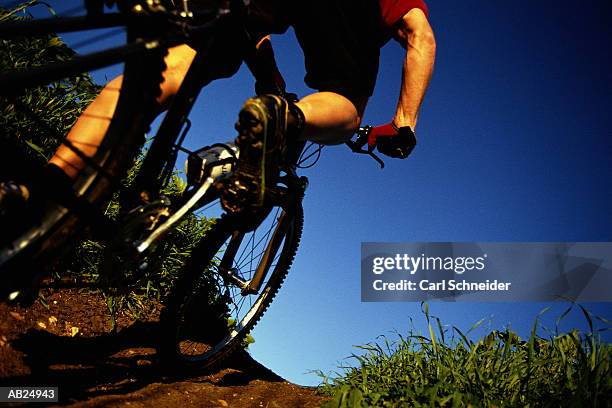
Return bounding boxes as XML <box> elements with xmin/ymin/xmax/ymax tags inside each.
<box><xmin>218</xmin><ymin>210</ymin><xmax>291</xmax><ymax>296</ymax></box>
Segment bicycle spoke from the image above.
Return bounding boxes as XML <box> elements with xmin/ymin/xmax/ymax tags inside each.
<box><xmin>234</xmin><ymin>207</ymin><xmax>281</xmax><ymax>267</ymax></box>
<box><xmin>235</xmin><ymin>210</ymin><xmax>281</xmax><ymax>269</ymax></box>
<box><xmin>249</xmin><ymin>228</ymin><xmax>254</xmax><ymax>281</ymax></box>
<box><xmin>232</xmin><ymin>293</ymin><xmax>247</xmax><ymax>317</ymax></box>
<box><xmin>245</xmin><ymin>208</ymin><xmax>281</xmax><ymax>255</ymax></box>
<box><xmin>236</xmin><ymin>240</ymin><xmax>277</xmax><ymax>271</ymax></box>
<box><xmin>236</xmin><ymin>231</ymin><xmax>281</xmax><ymax>271</ymax></box>
<box><xmin>235</xmin><ymin>228</ymin><xmax>257</xmax><ymax>268</ymax></box>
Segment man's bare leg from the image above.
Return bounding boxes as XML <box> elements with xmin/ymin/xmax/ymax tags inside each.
<box><xmin>295</xmin><ymin>92</ymin><xmax>367</xmax><ymax>145</ymax></box>
<box><xmin>49</xmin><ymin>45</ymin><xmax>197</xmax><ymax>178</ymax></box>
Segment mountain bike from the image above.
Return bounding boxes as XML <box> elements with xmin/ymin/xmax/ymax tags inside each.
<box><xmin>0</xmin><ymin>0</ymin><xmax>386</xmax><ymax>370</ymax></box>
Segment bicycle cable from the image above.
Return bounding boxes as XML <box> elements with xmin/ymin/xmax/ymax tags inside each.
<box><xmin>296</xmin><ymin>142</ymin><xmax>324</xmax><ymax>169</ymax></box>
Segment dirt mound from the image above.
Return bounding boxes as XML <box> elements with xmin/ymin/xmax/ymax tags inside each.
<box><xmin>0</xmin><ymin>288</ymin><xmax>328</xmax><ymax>407</ymax></box>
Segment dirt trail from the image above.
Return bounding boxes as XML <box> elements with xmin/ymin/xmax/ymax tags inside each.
<box><xmin>0</xmin><ymin>288</ymin><xmax>328</xmax><ymax>407</ymax></box>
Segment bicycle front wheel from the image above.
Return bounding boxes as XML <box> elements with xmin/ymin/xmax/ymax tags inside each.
<box><xmin>159</xmin><ymin>202</ymin><xmax>303</xmax><ymax>370</ymax></box>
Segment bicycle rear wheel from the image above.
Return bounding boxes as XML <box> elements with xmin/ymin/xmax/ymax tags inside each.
<box><xmin>0</xmin><ymin>4</ymin><xmax>166</xmax><ymax>298</ymax></box>
<box><xmin>159</xmin><ymin>202</ymin><xmax>303</xmax><ymax>370</ymax></box>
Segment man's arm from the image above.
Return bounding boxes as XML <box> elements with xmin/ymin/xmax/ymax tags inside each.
<box><xmin>392</xmin><ymin>8</ymin><xmax>436</xmax><ymax>130</ymax></box>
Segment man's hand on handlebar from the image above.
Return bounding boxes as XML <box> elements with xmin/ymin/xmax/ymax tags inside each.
<box><xmin>346</xmin><ymin>122</ymin><xmax>417</xmax><ymax>168</ymax></box>
<box><xmin>368</xmin><ymin>122</ymin><xmax>417</xmax><ymax>159</ymax></box>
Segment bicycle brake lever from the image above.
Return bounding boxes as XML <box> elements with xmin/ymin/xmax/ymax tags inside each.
<box><xmin>368</xmin><ymin>150</ymin><xmax>385</xmax><ymax>169</ymax></box>
<box><xmin>350</xmin><ymin>147</ymin><xmax>385</xmax><ymax>169</ymax></box>
<box><xmin>346</xmin><ymin>126</ymin><xmax>385</xmax><ymax>169</ymax></box>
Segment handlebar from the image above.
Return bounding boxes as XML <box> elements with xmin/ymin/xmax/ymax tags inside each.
<box><xmin>346</xmin><ymin>126</ymin><xmax>385</xmax><ymax>169</ymax></box>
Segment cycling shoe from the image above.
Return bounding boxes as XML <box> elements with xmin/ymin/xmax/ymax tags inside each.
<box><xmin>217</xmin><ymin>95</ymin><xmax>288</xmax><ymax>214</ymax></box>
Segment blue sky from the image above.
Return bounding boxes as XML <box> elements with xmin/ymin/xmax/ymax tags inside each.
<box><xmin>11</xmin><ymin>0</ymin><xmax>612</xmax><ymax>385</ymax></box>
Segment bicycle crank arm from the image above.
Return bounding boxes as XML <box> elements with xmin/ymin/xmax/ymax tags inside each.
<box><xmin>135</xmin><ymin>176</ymin><xmax>215</xmax><ymax>254</ymax></box>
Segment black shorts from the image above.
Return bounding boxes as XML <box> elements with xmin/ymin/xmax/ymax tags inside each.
<box><xmin>190</xmin><ymin>0</ymin><xmax>382</xmax><ymax>98</ymax></box>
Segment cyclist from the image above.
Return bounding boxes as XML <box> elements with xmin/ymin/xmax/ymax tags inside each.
<box><xmin>6</xmin><ymin>0</ymin><xmax>436</xmax><ymax>207</ymax></box>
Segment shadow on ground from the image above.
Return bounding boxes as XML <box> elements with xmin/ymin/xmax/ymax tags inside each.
<box><xmin>0</xmin><ymin>289</ymin><xmax>326</xmax><ymax>407</ymax></box>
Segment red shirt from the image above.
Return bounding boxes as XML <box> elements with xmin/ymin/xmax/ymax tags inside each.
<box><xmin>380</xmin><ymin>0</ymin><xmax>429</xmax><ymax>42</ymax></box>
<box><xmin>380</xmin><ymin>0</ymin><xmax>429</xmax><ymax>29</ymax></box>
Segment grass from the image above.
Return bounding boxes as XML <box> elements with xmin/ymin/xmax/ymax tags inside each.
<box><xmin>0</xmin><ymin>1</ymin><xmax>101</xmax><ymax>163</ymax></box>
<box><xmin>318</xmin><ymin>304</ymin><xmax>611</xmax><ymax>407</ymax></box>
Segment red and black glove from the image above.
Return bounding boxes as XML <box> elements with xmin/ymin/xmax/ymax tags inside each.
<box><xmin>367</xmin><ymin>122</ymin><xmax>417</xmax><ymax>159</ymax></box>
